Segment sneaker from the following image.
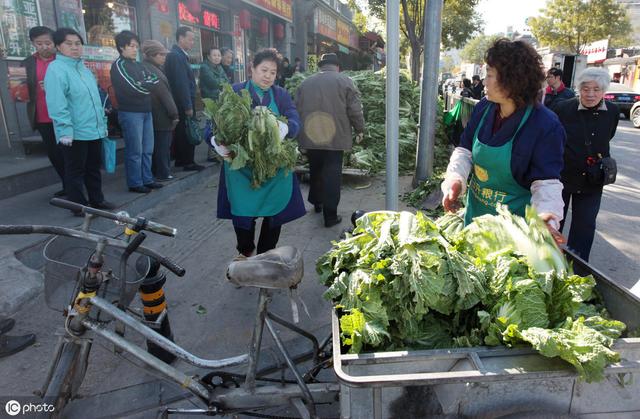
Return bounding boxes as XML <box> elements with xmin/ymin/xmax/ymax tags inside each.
<box><xmin>183</xmin><ymin>164</ymin><xmax>205</xmax><ymax>172</ymax></box>
<box><xmin>91</xmin><ymin>201</ymin><xmax>118</xmax><ymax>210</ymax></box>
<box><xmin>144</xmin><ymin>182</ymin><xmax>164</xmax><ymax>189</ymax></box>
<box><xmin>129</xmin><ymin>186</ymin><xmax>151</xmax><ymax>193</ymax></box>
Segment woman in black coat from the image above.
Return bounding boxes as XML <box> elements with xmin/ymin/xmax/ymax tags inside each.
<box><xmin>552</xmin><ymin>68</ymin><xmax>619</xmax><ymax>261</ymax></box>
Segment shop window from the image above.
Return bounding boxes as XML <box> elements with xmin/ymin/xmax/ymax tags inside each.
<box><xmin>83</xmin><ymin>0</ymin><xmax>137</xmax><ymax>47</ymax></box>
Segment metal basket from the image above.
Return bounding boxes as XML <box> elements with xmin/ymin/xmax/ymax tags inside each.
<box><xmin>43</xmin><ymin>235</ymin><xmax>150</xmax><ymax>312</ymax></box>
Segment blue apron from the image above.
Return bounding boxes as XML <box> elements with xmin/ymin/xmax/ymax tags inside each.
<box><xmin>223</xmin><ymin>81</ymin><xmax>293</xmax><ymax>217</ymax></box>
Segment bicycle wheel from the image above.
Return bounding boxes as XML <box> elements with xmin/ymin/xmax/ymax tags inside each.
<box><xmin>39</xmin><ymin>342</ymin><xmax>86</xmax><ymax>418</ymax></box>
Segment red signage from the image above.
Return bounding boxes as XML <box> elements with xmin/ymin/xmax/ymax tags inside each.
<box><xmin>242</xmin><ymin>0</ymin><xmax>292</xmax><ymax>22</ymax></box>
<box><xmin>202</xmin><ymin>9</ymin><xmax>220</xmax><ymax>30</ymax></box>
<box><xmin>178</xmin><ymin>2</ymin><xmax>199</xmax><ymax>24</ymax></box>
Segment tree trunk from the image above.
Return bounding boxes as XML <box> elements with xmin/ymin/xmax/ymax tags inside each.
<box><xmin>410</xmin><ymin>42</ymin><xmax>422</xmax><ymax>82</ymax></box>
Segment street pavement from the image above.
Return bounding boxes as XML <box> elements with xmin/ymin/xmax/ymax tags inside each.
<box><xmin>0</xmin><ymin>120</ymin><xmax>638</xmax><ymax>417</ymax></box>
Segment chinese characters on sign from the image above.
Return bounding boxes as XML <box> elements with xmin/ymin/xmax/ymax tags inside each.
<box><xmin>202</xmin><ymin>9</ymin><xmax>220</xmax><ymax>30</ymax></box>
<box><xmin>0</xmin><ymin>0</ymin><xmax>41</xmax><ymax>59</ymax></box>
<box><xmin>178</xmin><ymin>2</ymin><xmax>200</xmax><ymax>25</ymax></box>
<box><xmin>244</xmin><ymin>0</ymin><xmax>293</xmax><ymax>22</ymax></box>
<box><xmin>336</xmin><ymin>19</ymin><xmax>349</xmax><ymax>46</ymax></box>
<box><xmin>179</xmin><ymin>3</ymin><xmax>222</xmax><ymax>30</ymax></box>
<box><xmin>316</xmin><ymin>8</ymin><xmax>337</xmax><ymax>40</ymax></box>
<box><xmin>579</xmin><ymin>39</ymin><xmax>609</xmax><ymax>64</ymax></box>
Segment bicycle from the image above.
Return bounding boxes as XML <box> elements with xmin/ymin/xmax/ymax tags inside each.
<box><xmin>0</xmin><ymin>198</ymin><xmax>338</xmax><ymax>418</ymax></box>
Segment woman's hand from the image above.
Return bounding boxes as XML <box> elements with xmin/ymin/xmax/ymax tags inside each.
<box><xmin>277</xmin><ymin>121</ymin><xmax>288</xmax><ymax>140</ymax></box>
<box><xmin>442</xmin><ymin>180</ymin><xmax>463</xmax><ymax>212</ymax></box>
<box><xmin>539</xmin><ymin>212</ymin><xmax>566</xmax><ymax>247</ymax></box>
<box><xmin>209</xmin><ymin>135</ymin><xmax>231</xmax><ymax>159</ymax></box>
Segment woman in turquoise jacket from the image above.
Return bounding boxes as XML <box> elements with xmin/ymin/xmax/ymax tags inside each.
<box><xmin>44</xmin><ymin>28</ymin><xmax>115</xmax><ymax>214</ymax></box>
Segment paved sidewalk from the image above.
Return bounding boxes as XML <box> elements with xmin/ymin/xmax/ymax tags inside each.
<box><xmin>0</xmin><ymin>160</ymin><xmax>414</xmax><ymax>416</ymax></box>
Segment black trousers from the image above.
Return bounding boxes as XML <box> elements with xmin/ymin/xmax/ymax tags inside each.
<box><xmin>173</xmin><ymin>114</ymin><xmax>195</xmax><ymax>167</ymax></box>
<box><xmin>234</xmin><ymin>218</ymin><xmax>281</xmax><ymax>257</ymax></box>
<box><xmin>152</xmin><ymin>130</ymin><xmax>172</xmax><ymax>179</ymax></box>
<box><xmin>61</xmin><ymin>139</ymin><xmax>104</xmax><ymax>206</ymax></box>
<box><xmin>307</xmin><ymin>149</ymin><xmax>344</xmax><ymax>221</ymax></box>
<box><xmin>36</xmin><ymin>123</ymin><xmax>66</xmax><ymax>189</ymax></box>
<box><xmin>560</xmin><ymin>189</ymin><xmax>603</xmax><ymax>262</ymax></box>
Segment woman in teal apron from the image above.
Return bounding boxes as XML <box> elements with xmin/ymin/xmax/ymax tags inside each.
<box><xmin>215</xmin><ymin>49</ymin><xmax>305</xmax><ymax>257</ymax></box>
<box><xmin>440</xmin><ymin>39</ymin><xmax>566</xmax><ymax>230</ymax></box>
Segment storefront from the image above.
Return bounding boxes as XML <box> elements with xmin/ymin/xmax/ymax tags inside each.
<box><xmin>176</xmin><ymin>1</ymin><xmax>232</xmax><ymax>63</ymax></box>
<box><xmin>310</xmin><ymin>5</ymin><xmax>359</xmax><ymax>70</ymax></box>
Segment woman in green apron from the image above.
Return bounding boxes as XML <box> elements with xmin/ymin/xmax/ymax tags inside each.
<box><xmin>213</xmin><ymin>49</ymin><xmax>305</xmax><ymax>257</ymax></box>
<box><xmin>440</xmin><ymin>39</ymin><xmax>566</xmax><ymax>230</ymax></box>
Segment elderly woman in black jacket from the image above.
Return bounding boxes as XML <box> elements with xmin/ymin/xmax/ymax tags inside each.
<box><xmin>141</xmin><ymin>40</ymin><xmax>180</xmax><ymax>181</ymax></box>
<box><xmin>552</xmin><ymin>67</ymin><xmax>619</xmax><ymax>261</ymax></box>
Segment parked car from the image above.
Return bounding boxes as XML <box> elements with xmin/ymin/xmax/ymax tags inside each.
<box><xmin>604</xmin><ymin>83</ymin><xmax>640</xmax><ymax>119</ymax></box>
<box><xmin>631</xmin><ymin>101</ymin><xmax>640</xmax><ymax>128</ymax></box>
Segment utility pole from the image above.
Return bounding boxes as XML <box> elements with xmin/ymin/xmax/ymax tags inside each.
<box><xmin>385</xmin><ymin>0</ymin><xmax>400</xmax><ymax>210</ymax></box>
<box><xmin>414</xmin><ymin>0</ymin><xmax>444</xmax><ymax>184</ymax></box>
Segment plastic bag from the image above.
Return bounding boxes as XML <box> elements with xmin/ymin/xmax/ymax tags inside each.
<box><xmin>102</xmin><ymin>137</ymin><xmax>117</xmax><ymax>173</ymax></box>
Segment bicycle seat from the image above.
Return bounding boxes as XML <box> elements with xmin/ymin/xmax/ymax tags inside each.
<box><xmin>226</xmin><ymin>246</ymin><xmax>303</xmax><ymax>289</ymax></box>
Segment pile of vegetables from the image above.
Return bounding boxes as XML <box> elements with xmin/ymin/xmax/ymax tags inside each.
<box><xmin>317</xmin><ymin>207</ymin><xmax>626</xmax><ymax>382</ymax></box>
<box><xmin>203</xmin><ymin>84</ymin><xmax>298</xmax><ymax>188</ymax></box>
<box><xmin>286</xmin><ymin>70</ymin><xmax>450</xmax><ymax>174</ymax></box>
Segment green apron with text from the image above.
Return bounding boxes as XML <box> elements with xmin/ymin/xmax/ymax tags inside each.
<box><xmin>224</xmin><ymin>81</ymin><xmax>292</xmax><ymax>217</ymax></box>
<box><xmin>464</xmin><ymin>104</ymin><xmax>533</xmax><ymax>225</ymax></box>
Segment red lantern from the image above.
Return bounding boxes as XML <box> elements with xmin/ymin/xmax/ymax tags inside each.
<box><xmin>259</xmin><ymin>17</ymin><xmax>269</xmax><ymax>36</ymax></box>
<box><xmin>239</xmin><ymin>10</ymin><xmax>251</xmax><ymax>29</ymax></box>
<box><xmin>274</xmin><ymin>23</ymin><xmax>285</xmax><ymax>40</ymax></box>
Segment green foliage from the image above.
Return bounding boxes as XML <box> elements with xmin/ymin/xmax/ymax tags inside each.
<box><xmin>460</xmin><ymin>34</ymin><xmax>502</xmax><ymax>64</ymax></box>
<box><xmin>319</xmin><ymin>208</ymin><xmax>626</xmax><ymax>382</ymax></box>
<box><xmin>203</xmin><ymin>84</ymin><xmax>298</xmax><ymax>188</ymax></box>
<box><xmin>529</xmin><ymin>0</ymin><xmax>632</xmax><ymax>53</ymax></box>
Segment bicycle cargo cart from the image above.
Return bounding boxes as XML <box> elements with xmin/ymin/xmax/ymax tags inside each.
<box><xmin>332</xmin><ymin>250</ymin><xmax>640</xmax><ymax>418</ymax></box>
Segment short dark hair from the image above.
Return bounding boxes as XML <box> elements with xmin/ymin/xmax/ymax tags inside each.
<box><xmin>220</xmin><ymin>47</ymin><xmax>232</xmax><ymax>56</ymax></box>
<box><xmin>485</xmin><ymin>38</ymin><xmax>544</xmax><ymax>107</ymax></box>
<box><xmin>472</xmin><ymin>74</ymin><xmax>480</xmax><ymax>81</ymax></box>
<box><xmin>176</xmin><ymin>26</ymin><xmax>193</xmax><ymax>42</ymax></box>
<box><xmin>114</xmin><ymin>30</ymin><xmax>139</xmax><ymax>54</ymax></box>
<box><xmin>204</xmin><ymin>46</ymin><xmax>221</xmax><ymax>60</ymax></box>
<box><xmin>52</xmin><ymin>28</ymin><xmax>84</xmax><ymax>47</ymax></box>
<box><xmin>294</xmin><ymin>57</ymin><xmax>301</xmax><ymax>62</ymax></box>
<box><xmin>29</xmin><ymin>26</ymin><xmax>53</xmax><ymax>41</ymax></box>
<box><xmin>253</xmin><ymin>48</ymin><xmax>281</xmax><ymax>68</ymax></box>
<box><xmin>463</xmin><ymin>78</ymin><xmax>472</xmax><ymax>88</ymax></box>
<box><xmin>547</xmin><ymin>68</ymin><xmax>563</xmax><ymax>78</ymax></box>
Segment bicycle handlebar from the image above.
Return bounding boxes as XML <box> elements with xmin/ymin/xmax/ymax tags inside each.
<box><xmin>0</xmin><ymin>225</ymin><xmax>186</xmax><ymax>277</ymax></box>
<box><xmin>49</xmin><ymin>198</ymin><xmax>178</xmax><ymax>238</ymax></box>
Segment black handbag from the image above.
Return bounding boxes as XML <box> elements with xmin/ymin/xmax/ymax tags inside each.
<box><xmin>581</xmin><ymin>113</ymin><xmax>617</xmax><ymax>186</ymax></box>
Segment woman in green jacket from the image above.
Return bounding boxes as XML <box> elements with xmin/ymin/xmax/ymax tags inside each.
<box><xmin>200</xmin><ymin>46</ymin><xmax>229</xmax><ymax>161</ymax></box>
<box><xmin>44</xmin><ymin>28</ymin><xmax>115</xmax><ymax>214</ymax></box>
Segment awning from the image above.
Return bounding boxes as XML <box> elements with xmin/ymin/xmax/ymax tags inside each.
<box><xmin>603</xmin><ymin>56</ymin><xmax>640</xmax><ymax>66</ymax></box>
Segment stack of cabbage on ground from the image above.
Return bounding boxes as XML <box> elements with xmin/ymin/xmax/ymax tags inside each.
<box><xmin>317</xmin><ymin>207</ymin><xmax>626</xmax><ymax>382</ymax></box>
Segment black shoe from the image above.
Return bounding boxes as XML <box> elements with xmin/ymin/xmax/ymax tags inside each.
<box><xmin>314</xmin><ymin>204</ymin><xmax>323</xmax><ymax>213</ymax></box>
<box><xmin>91</xmin><ymin>201</ymin><xmax>118</xmax><ymax>210</ymax></box>
<box><xmin>53</xmin><ymin>189</ymin><xmax>66</xmax><ymax>197</ymax></box>
<box><xmin>144</xmin><ymin>182</ymin><xmax>164</xmax><ymax>189</ymax></box>
<box><xmin>157</xmin><ymin>175</ymin><xmax>175</xmax><ymax>182</ymax></box>
<box><xmin>183</xmin><ymin>164</ymin><xmax>205</xmax><ymax>172</ymax></box>
<box><xmin>324</xmin><ymin>216</ymin><xmax>343</xmax><ymax>228</ymax></box>
<box><xmin>0</xmin><ymin>318</ymin><xmax>15</xmax><ymax>334</ymax></box>
<box><xmin>129</xmin><ymin>186</ymin><xmax>151</xmax><ymax>193</ymax></box>
<box><xmin>0</xmin><ymin>334</ymin><xmax>36</xmax><ymax>358</ymax></box>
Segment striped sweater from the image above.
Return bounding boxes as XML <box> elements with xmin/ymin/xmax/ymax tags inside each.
<box><xmin>110</xmin><ymin>56</ymin><xmax>159</xmax><ymax>112</ymax></box>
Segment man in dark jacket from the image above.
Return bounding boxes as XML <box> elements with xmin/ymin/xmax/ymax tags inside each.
<box><xmin>544</xmin><ymin>68</ymin><xmax>575</xmax><ymax>108</ymax></box>
<box><xmin>110</xmin><ymin>30</ymin><xmax>162</xmax><ymax>193</ymax></box>
<box><xmin>165</xmin><ymin>27</ymin><xmax>203</xmax><ymax>171</ymax></box>
<box><xmin>471</xmin><ymin>75</ymin><xmax>484</xmax><ymax>100</ymax></box>
<box><xmin>552</xmin><ymin>68</ymin><xmax>618</xmax><ymax>261</ymax></box>
<box><xmin>22</xmin><ymin>26</ymin><xmax>65</xmax><ymax>196</ymax></box>
<box><xmin>295</xmin><ymin>53</ymin><xmax>365</xmax><ymax>227</ymax></box>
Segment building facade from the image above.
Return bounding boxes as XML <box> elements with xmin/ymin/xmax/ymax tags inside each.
<box><xmin>0</xmin><ymin>0</ymin><xmax>360</xmax><ymax>157</ymax></box>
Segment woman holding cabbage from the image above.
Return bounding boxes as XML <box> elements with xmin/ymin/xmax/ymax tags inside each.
<box><xmin>210</xmin><ymin>48</ymin><xmax>305</xmax><ymax>257</ymax></box>
<box><xmin>441</xmin><ymin>39</ymin><xmax>566</xmax><ymax>231</ymax></box>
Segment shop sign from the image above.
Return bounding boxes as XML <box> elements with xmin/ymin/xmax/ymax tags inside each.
<box><xmin>179</xmin><ymin>2</ymin><xmax>223</xmax><ymax>30</ymax></box>
<box><xmin>316</xmin><ymin>8</ymin><xmax>337</xmax><ymax>41</ymax></box>
<box><xmin>0</xmin><ymin>0</ymin><xmax>42</xmax><ymax>59</ymax></box>
<box><xmin>242</xmin><ymin>0</ymin><xmax>292</xmax><ymax>23</ymax></box>
<box><xmin>336</xmin><ymin>19</ymin><xmax>349</xmax><ymax>46</ymax></box>
<box><xmin>83</xmin><ymin>45</ymin><xmax>119</xmax><ymax>62</ymax></box>
<box><xmin>579</xmin><ymin>39</ymin><xmax>608</xmax><ymax>64</ymax></box>
<box><xmin>152</xmin><ymin>0</ymin><xmax>170</xmax><ymax>14</ymax></box>
<box><xmin>349</xmin><ymin>28</ymin><xmax>359</xmax><ymax>49</ymax></box>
